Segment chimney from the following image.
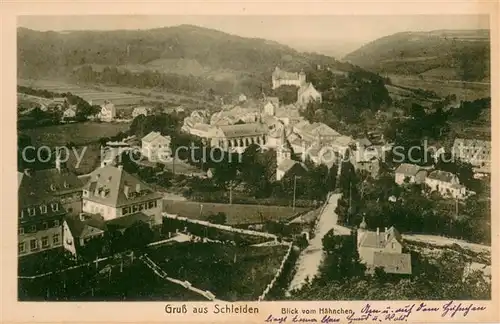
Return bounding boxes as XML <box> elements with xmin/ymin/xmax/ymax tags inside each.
<box><xmin>136</xmin><ymin>183</ymin><xmax>141</xmax><ymax>193</ymax></box>
<box><xmin>118</xmin><ymin>165</ymin><xmax>123</xmax><ymax>170</ymax></box>
<box><xmin>124</xmin><ymin>185</ymin><xmax>130</xmax><ymax>198</ymax></box>
<box><xmin>376</xmin><ymin>227</ymin><xmax>380</xmax><ymax>236</ymax></box>
<box><xmin>384</xmin><ymin>227</ymin><xmax>388</xmax><ymax>233</ymax></box>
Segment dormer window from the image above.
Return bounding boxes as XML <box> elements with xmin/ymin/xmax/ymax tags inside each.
<box><xmin>50</xmin><ymin>184</ymin><xmax>56</xmax><ymax>191</ymax></box>
<box><xmin>83</xmin><ymin>190</ymin><xmax>89</xmax><ymax>197</ymax></box>
<box><xmin>51</xmin><ymin>203</ymin><xmax>59</xmax><ymax>212</ymax></box>
<box><xmin>27</xmin><ymin>208</ymin><xmax>35</xmax><ymax>217</ymax></box>
<box><xmin>63</xmin><ymin>181</ymin><xmax>69</xmax><ymax>189</ymax></box>
<box><xmin>40</xmin><ymin>205</ymin><xmax>47</xmax><ymax>214</ymax></box>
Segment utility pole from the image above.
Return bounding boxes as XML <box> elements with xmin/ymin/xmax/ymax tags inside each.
<box><xmin>293</xmin><ymin>175</ymin><xmax>298</xmax><ymax>211</ymax></box>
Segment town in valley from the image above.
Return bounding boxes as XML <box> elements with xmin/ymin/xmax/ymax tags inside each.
<box><xmin>16</xmin><ymin>15</ymin><xmax>491</xmax><ymax>302</ymax></box>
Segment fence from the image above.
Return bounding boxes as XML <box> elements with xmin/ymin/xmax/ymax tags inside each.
<box><xmin>140</xmin><ymin>254</ymin><xmax>221</xmax><ymax>301</ymax></box>
<box><xmin>162</xmin><ymin>213</ymin><xmax>278</xmax><ymax>240</ymax></box>
<box><xmin>257</xmin><ymin>242</ymin><xmax>293</xmax><ymax>301</ymax></box>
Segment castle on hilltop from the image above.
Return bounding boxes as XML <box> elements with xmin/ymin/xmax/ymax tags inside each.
<box><xmin>272</xmin><ymin>67</ymin><xmax>306</xmax><ymax>89</ymax></box>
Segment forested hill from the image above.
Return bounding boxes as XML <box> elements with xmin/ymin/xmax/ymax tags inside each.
<box><xmin>343</xmin><ymin>29</ymin><xmax>490</xmax><ymax>82</ymax></box>
<box><xmin>18</xmin><ymin>25</ymin><xmax>355</xmax><ymax>82</ymax></box>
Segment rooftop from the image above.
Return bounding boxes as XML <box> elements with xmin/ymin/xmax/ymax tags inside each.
<box><xmin>217</xmin><ymin>123</ymin><xmax>267</xmax><ymax>138</ymax></box>
<box><xmin>395</xmin><ymin>163</ymin><xmax>424</xmax><ymax>177</ymax></box>
<box><xmin>83</xmin><ymin>165</ymin><xmax>163</xmax><ymax>208</ymax></box>
<box><xmin>427</xmin><ymin>170</ymin><xmax>457</xmax><ymax>183</ymax></box>
<box><xmin>373</xmin><ymin>252</ymin><xmax>412</xmax><ymax>275</ymax></box>
<box><xmin>18</xmin><ymin>167</ymin><xmax>83</xmax><ymax>207</ymax></box>
<box><xmin>359</xmin><ymin>226</ymin><xmax>403</xmax><ymax>249</ymax></box>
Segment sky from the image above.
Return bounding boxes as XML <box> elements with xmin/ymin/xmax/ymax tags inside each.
<box><xmin>18</xmin><ymin>15</ymin><xmax>489</xmax><ymax>56</ymax></box>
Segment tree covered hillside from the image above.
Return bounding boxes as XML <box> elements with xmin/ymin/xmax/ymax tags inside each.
<box><xmin>18</xmin><ymin>25</ymin><xmax>356</xmax><ymax>89</ymax></box>
<box><xmin>344</xmin><ymin>30</ymin><xmax>490</xmax><ymax>82</ymax></box>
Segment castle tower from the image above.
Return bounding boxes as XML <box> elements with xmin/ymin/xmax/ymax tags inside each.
<box><xmin>299</xmin><ymin>69</ymin><xmax>306</xmax><ymax>85</ymax></box>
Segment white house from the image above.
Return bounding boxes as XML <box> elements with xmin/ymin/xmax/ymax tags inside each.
<box><xmin>132</xmin><ymin>106</ymin><xmax>149</xmax><ymax>119</ymax></box>
<box><xmin>62</xmin><ymin>106</ymin><xmax>76</xmax><ymax>120</ymax></box>
<box><xmin>98</xmin><ymin>101</ymin><xmax>116</xmax><ymax>122</ymax></box>
<box><xmin>80</xmin><ymin>165</ymin><xmax>164</xmax><ymax>225</ymax></box>
<box><xmin>357</xmin><ymin>219</ymin><xmax>412</xmax><ymax>275</ymax></box>
<box><xmin>425</xmin><ymin>170</ymin><xmax>467</xmax><ymax>199</ymax></box>
<box><xmin>141</xmin><ymin>131</ymin><xmax>172</xmax><ymax>162</ymax></box>
<box><xmin>263</xmin><ymin>97</ymin><xmax>280</xmax><ymax>116</ymax></box>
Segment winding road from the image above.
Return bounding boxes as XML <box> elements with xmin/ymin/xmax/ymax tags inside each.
<box><xmin>286</xmin><ymin>193</ymin><xmax>350</xmax><ymax>295</ymax></box>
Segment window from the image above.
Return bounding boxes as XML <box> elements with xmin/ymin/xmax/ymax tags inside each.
<box><xmin>18</xmin><ymin>242</ymin><xmax>26</xmax><ymax>254</ymax></box>
<box><xmin>30</xmin><ymin>239</ymin><xmax>38</xmax><ymax>251</ymax></box>
<box><xmin>51</xmin><ymin>203</ymin><xmax>59</xmax><ymax>212</ymax></box>
<box><xmin>28</xmin><ymin>208</ymin><xmax>35</xmax><ymax>217</ymax></box>
<box><xmin>53</xmin><ymin>220</ymin><xmax>60</xmax><ymax>227</ymax></box>
<box><xmin>133</xmin><ymin>205</ymin><xmax>139</xmax><ymax>212</ymax></box>
<box><xmin>139</xmin><ymin>204</ymin><xmax>145</xmax><ymax>211</ymax></box>
<box><xmin>43</xmin><ymin>222</ymin><xmax>49</xmax><ymax>230</ymax></box>
<box><xmin>30</xmin><ymin>225</ymin><xmax>36</xmax><ymax>232</ymax></box>
<box><xmin>20</xmin><ymin>210</ymin><xmax>25</xmax><ymax>219</ymax></box>
<box><xmin>391</xmin><ymin>242</ymin><xmax>395</xmax><ymax>249</ymax></box>
<box><xmin>18</xmin><ymin>227</ymin><xmax>24</xmax><ymax>235</ymax></box>
<box><xmin>122</xmin><ymin>207</ymin><xmax>129</xmax><ymax>215</ymax></box>
<box><xmin>42</xmin><ymin>236</ymin><xmax>49</xmax><ymax>248</ymax></box>
<box><xmin>148</xmin><ymin>201</ymin><xmax>155</xmax><ymax>209</ymax></box>
<box><xmin>40</xmin><ymin>205</ymin><xmax>47</xmax><ymax>214</ymax></box>
<box><xmin>53</xmin><ymin>234</ymin><xmax>60</xmax><ymax>245</ymax></box>
<box><xmin>83</xmin><ymin>201</ymin><xmax>87</xmax><ymax>207</ymax></box>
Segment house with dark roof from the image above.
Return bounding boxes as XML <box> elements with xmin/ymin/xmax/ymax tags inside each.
<box><xmin>63</xmin><ymin>211</ymin><xmax>153</xmax><ymax>256</ymax></box>
<box><xmin>81</xmin><ymin>165</ymin><xmax>164</xmax><ymax>226</ymax></box>
<box><xmin>394</xmin><ymin>163</ymin><xmax>428</xmax><ymax>185</ymax></box>
<box><xmin>18</xmin><ymin>162</ymin><xmax>82</xmax><ymax>258</ymax></box>
<box><xmin>425</xmin><ymin>170</ymin><xmax>467</xmax><ymax>199</ymax></box>
<box><xmin>357</xmin><ymin>218</ymin><xmax>412</xmax><ymax>275</ymax></box>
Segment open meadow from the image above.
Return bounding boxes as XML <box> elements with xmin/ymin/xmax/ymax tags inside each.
<box><xmin>388</xmin><ymin>74</ymin><xmax>490</xmax><ymax>101</ymax></box>
<box><xmin>21</xmin><ymin>122</ymin><xmax>130</xmax><ymax>147</ymax></box>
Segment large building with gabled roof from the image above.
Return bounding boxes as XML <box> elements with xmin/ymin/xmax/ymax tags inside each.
<box><xmin>81</xmin><ymin>165</ymin><xmax>164</xmax><ymax>226</ymax></box>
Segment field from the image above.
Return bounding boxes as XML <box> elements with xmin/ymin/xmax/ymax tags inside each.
<box><xmin>163</xmin><ymin>200</ymin><xmax>310</xmax><ymax>225</ymax></box>
<box><xmin>147</xmin><ymin>242</ymin><xmax>289</xmax><ymax>301</ymax></box>
<box><xmin>18</xmin><ymin>79</ymin><xmax>150</xmax><ymax>106</ymax></box>
<box><xmin>19</xmin><ymin>261</ymin><xmax>207</xmax><ymax>301</ymax></box>
<box><xmin>18</xmin><ymin>78</ymin><xmax>216</xmax><ymax>112</ymax></box>
<box><xmin>21</xmin><ymin>122</ymin><xmax>130</xmax><ymax>147</ymax></box>
<box><xmin>388</xmin><ymin>74</ymin><xmax>490</xmax><ymax>101</ymax></box>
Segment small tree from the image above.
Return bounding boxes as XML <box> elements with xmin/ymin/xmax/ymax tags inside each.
<box><xmin>207</xmin><ymin>212</ymin><xmax>227</xmax><ymax>225</ymax></box>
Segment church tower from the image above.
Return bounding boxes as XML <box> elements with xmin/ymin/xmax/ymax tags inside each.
<box><xmin>276</xmin><ymin>126</ymin><xmax>291</xmax><ymax>166</ymax></box>
<box><xmin>357</xmin><ymin>217</ymin><xmax>368</xmax><ymax>247</ymax></box>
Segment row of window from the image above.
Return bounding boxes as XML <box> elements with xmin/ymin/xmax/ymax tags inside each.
<box><xmin>18</xmin><ymin>234</ymin><xmax>60</xmax><ymax>254</ymax></box>
<box><xmin>18</xmin><ymin>220</ymin><xmax>60</xmax><ymax>235</ymax></box>
<box><xmin>21</xmin><ymin>203</ymin><xmax>60</xmax><ymax>218</ymax></box>
<box><xmin>122</xmin><ymin>200</ymin><xmax>158</xmax><ymax>216</ymax></box>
